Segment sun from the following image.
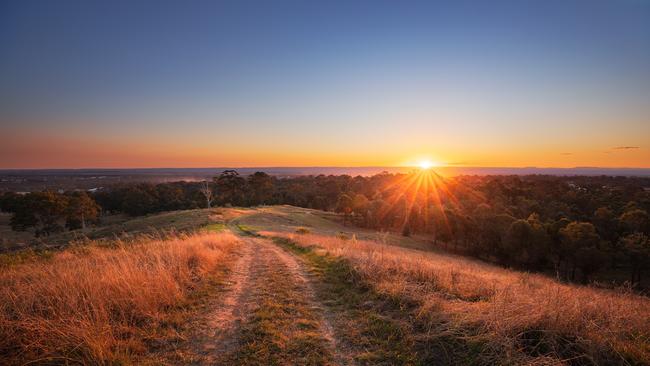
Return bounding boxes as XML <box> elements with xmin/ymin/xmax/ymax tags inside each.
<box><xmin>418</xmin><ymin>160</ymin><xmax>434</xmax><ymax>170</ymax></box>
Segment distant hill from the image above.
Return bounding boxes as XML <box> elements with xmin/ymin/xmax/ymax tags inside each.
<box><xmin>2</xmin><ymin>166</ymin><xmax>650</xmax><ymax>177</ymax></box>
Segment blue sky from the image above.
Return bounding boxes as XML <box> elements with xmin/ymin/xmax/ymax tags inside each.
<box><xmin>1</xmin><ymin>0</ymin><xmax>649</xmax><ymax>168</ymax></box>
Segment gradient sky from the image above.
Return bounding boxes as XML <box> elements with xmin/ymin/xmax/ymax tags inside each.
<box><xmin>1</xmin><ymin>0</ymin><xmax>649</xmax><ymax>169</ymax></box>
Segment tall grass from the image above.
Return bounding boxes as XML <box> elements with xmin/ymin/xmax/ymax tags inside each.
<box><xmin>279</xmin><ymin>232</ymin><xmax>650</xmax><ymax>364</ymax></box>
<box><xmin>0</xmin><ymin>232</ymin><xmax>239</xmax><ymax>365</ymax></box>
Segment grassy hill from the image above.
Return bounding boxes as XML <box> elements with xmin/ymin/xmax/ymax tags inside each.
<box><xmin>1</xmin><ymin>206</ymin><xmax>648</xmax><ymax>365</ymax></box>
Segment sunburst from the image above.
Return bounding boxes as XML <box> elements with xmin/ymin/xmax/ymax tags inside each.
<box><xmin>372</xmin><ymin>167</ymin><xmax>460</xmax><ymax>235</ymax></box>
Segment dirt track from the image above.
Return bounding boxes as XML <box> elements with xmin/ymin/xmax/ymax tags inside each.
<box><xmin>189</xmin><ymin>234</ymin><xmax>351</xmax><ymax>365</ymax></box>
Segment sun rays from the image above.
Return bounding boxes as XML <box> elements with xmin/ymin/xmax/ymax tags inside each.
<box><xmin>371</xmin><ymin>167</ymin><xmax>462</xmax><ymax>235</ymax></box>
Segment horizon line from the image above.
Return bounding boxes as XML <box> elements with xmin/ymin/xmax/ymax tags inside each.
<box><xmin>2</xmin><ymin>166</ymin><xmax>650</xmax><ymax>171</ymax></box>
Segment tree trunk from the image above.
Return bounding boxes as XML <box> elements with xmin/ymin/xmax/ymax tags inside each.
<box><xmin>571</xmin><ymin>265</ymin><xmax>576</xmax><ymax>281</ymax></box>
<box><xmin>638</xmin><ymin>269</ymin><xmax>642</xmax><ymax>285</ymax></box>
<box><xmin>632</xmin><ymin>266</ymin><xmax>642</xmax><ymax>285</ymax></box>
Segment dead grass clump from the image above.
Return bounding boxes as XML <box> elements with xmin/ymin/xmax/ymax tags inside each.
<box><xmin>295</xmin><ymin>227</ymin><xmax>311</xmax><ymax>235</ymax></box>
<box><xmin>0</xmin><ymin>232</ymin><xmax>239</xmax><ymax>365</ymax></box>
<box><xmin>280</xmin><ymin>232</ymin><xmax>650</xmax><ymax>364</ymax></box>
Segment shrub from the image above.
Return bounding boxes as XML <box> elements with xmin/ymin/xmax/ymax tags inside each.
<box><xmin>295</xmin><ymin>227</ymin><xmax>311</xmax><ymax>235</ymax></box>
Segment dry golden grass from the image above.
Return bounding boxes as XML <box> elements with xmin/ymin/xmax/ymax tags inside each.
<box><xmin>275</xmin><ymin>232</ymin><xmax>650</xmax><ymax>365</ymax></box>
<box><xmin>0</xmin><ymin>231</ymin><xmax>240</xmax><ymax>365</ymax></box>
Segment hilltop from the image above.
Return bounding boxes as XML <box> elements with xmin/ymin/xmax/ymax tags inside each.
<box><xmin>1</xmin><ymin>206</ymin><xmax>649</xmax><ymax>365</ymax></box>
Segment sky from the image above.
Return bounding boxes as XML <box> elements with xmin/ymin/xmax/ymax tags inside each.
<box><xmin>1</xmin><ymin>0</ymin><xmax>649</xmax><ymax>169</ymax></box>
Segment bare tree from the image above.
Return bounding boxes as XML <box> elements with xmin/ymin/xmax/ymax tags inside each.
<box><xmin>200</xmin><ymin>180</ymin><xmax>214</xmax><ymax>208</ymax></box>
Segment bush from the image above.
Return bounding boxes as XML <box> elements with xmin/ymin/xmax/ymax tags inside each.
<box><xmin>295</xmin><ymin>227</ymin><xmax>311</xmax><ymax>235</ymax></box>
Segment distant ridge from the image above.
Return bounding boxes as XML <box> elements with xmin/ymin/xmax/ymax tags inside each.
<box><xmin>1</xmin><ymin>166</ymin><xmax>650</xmax><ymax>177</ymax></box>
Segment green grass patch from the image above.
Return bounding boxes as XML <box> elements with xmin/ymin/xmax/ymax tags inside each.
<box><xmin>235</xmin><ymin>224</ymin><xmax>260</xmax><ymax>236</ymax></box>
<box><xmin>204</xmin><ymin>223</ymin><xmax>226</xmax><ymax>232</ymax></box>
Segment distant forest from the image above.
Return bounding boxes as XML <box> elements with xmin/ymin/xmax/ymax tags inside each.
<box><xmin>2</xmin><ymin>170</ymin><xmax>649</xmax><ymax>286</ymax></box>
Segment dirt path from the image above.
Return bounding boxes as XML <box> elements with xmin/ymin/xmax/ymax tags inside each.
<box><xmin>186</xmin><ymin>233</ymin><xmax>351</xmax><ymax>365</ymax></box>
<box><xmin>197</xmin><ymin>238</ymin><xmax>255</xmax><ymax>358</ymax></box>
<box><xmin>262</xmin><ymin>240</ymin><xmax>353</xmax><ymax>366</ymax></box>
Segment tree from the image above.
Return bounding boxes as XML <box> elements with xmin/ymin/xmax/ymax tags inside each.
<box><xmin>366</xmin><ymin>199</ymin><xmax>385</xmax><ymax>229</ymax></box>
<box><xmin>444</xmin><ymin>208</ymin><xmax>462</xmax><ymax>249</ymax></box>
<box><xmin>547</xmin><ymin>217</ymin><xmax>571</xmax><ymax>278</ymax></box>
<box><xmin>476</xmin><ymin>212</ymin><xmax>515</xmax><ymax>262</ymax></box>
<box><xmin>156</xmin><ymin>184</ymin><xmax>187</xmax><ymax>211</ymax></box>
<box><xmin>65</xmin><ymin>192</ymin><xmax>100</xmax><ymax>230</ymax></box>
<box><xmin>503</xmin><ymin>215</ymin><xmax>549</xmax><ymax>269</ymax></box>
<box><xmin>560</xmin><ymin>222</ymin><xmax>601</xmax><ymax>281</ymax></box>
<box><xmin>429</xmin><ymin>206</ymin><xmax>449</xmax><ymax>246</ymax></box>
<box><xmin>525</xmin><ymin>213</ymin><xmax>551</xmax><ymax>269</ymax></box>
<box><xmin>620</xmin><ymin>233</ymin><xmax>650</xmax><ymax>284</ymax></box>
<box><xmin>0</xmin><ymin>192</ymin><xmax>22</xmax><ymax>213</ymax></box>
<box><xmin>10</xmin><ymin>191</ymin><xmax>68</xmax><ymax>236</ymax></box>
<box><xmin>620</xmin><ymin>209</ymin><xmax>649</xmax><ymax>234</ymax></box>
<box><xmin>120</xmin><ymin>184</ymin><xmax>159</xmax><ymax>216</ymax></box>
<box><xmin>574</xmin><ymin>246</ymin><xmax>607</xmax><ymax>283</ymax></box>
<box><xmin>215</xmin><ymin>170</ymin><xmax>246</xmax><ymax>206</ymax></box>
<box><xmin>336</xmin><ymin>193</ymin><xmax>353</xmax><ymax>226</ymax></box>
<box><xmin>402</xmin><ymin>203</ymin><xmax>423</xmax><ymax>238</ymax></box>
<box><xmin>505</xmin><ymin>219</ymin><xmax>533</xmax><ymax>267</ymax></box>
<box><xmin>593</xmin><ymin>207</ymin><xmax>618</xmax><ymax>239</ymax></box>
<box><xmin>199</xmin><ymin>180</ymin><xmax>214</xmax><ymax>208</ymax></box>
<box><xmin>248</xmin><ymin>172</ymin><xmax>274</xmax><ymax>205</ymax></box>
<box><xmin>593</xmin><ymin>207</ymin><xmax>621</xmax><ymax>267</ymax></box>
<box><xmin>351</xmin><ymin>193</ymin><xmax>370</xmax><ymax>226</ymax></box>
<box><xmin>430</xmin><ymin>208</ymin><xmax>453</xmax><ymax>249</ymax></box>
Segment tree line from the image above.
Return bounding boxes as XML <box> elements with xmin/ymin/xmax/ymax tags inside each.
<box><xmin>0</xmin><ymin>191</ymin><xmax>100</xmax><ymax>236</ymax></box>
<box><xmin>331</xmin><ymin>173</ymin><xmax>650</xmax><ymax>285</ymax></box>
<box><xmin>1</xmin><ymin>170</ymin><xmax>649</xmax><ymax>285</ymax></box>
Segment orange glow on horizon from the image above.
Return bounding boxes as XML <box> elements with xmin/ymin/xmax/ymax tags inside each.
<box><xmin>0</xmin><ymin>129</ymin><xmax>649</xmax><ymax>169</ymax></box>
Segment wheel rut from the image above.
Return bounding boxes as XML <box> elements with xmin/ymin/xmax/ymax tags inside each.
<box><xmin>189</xmin><ymin>232</ymin><xmax>352</xmax><ymax>365</ymax></box>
